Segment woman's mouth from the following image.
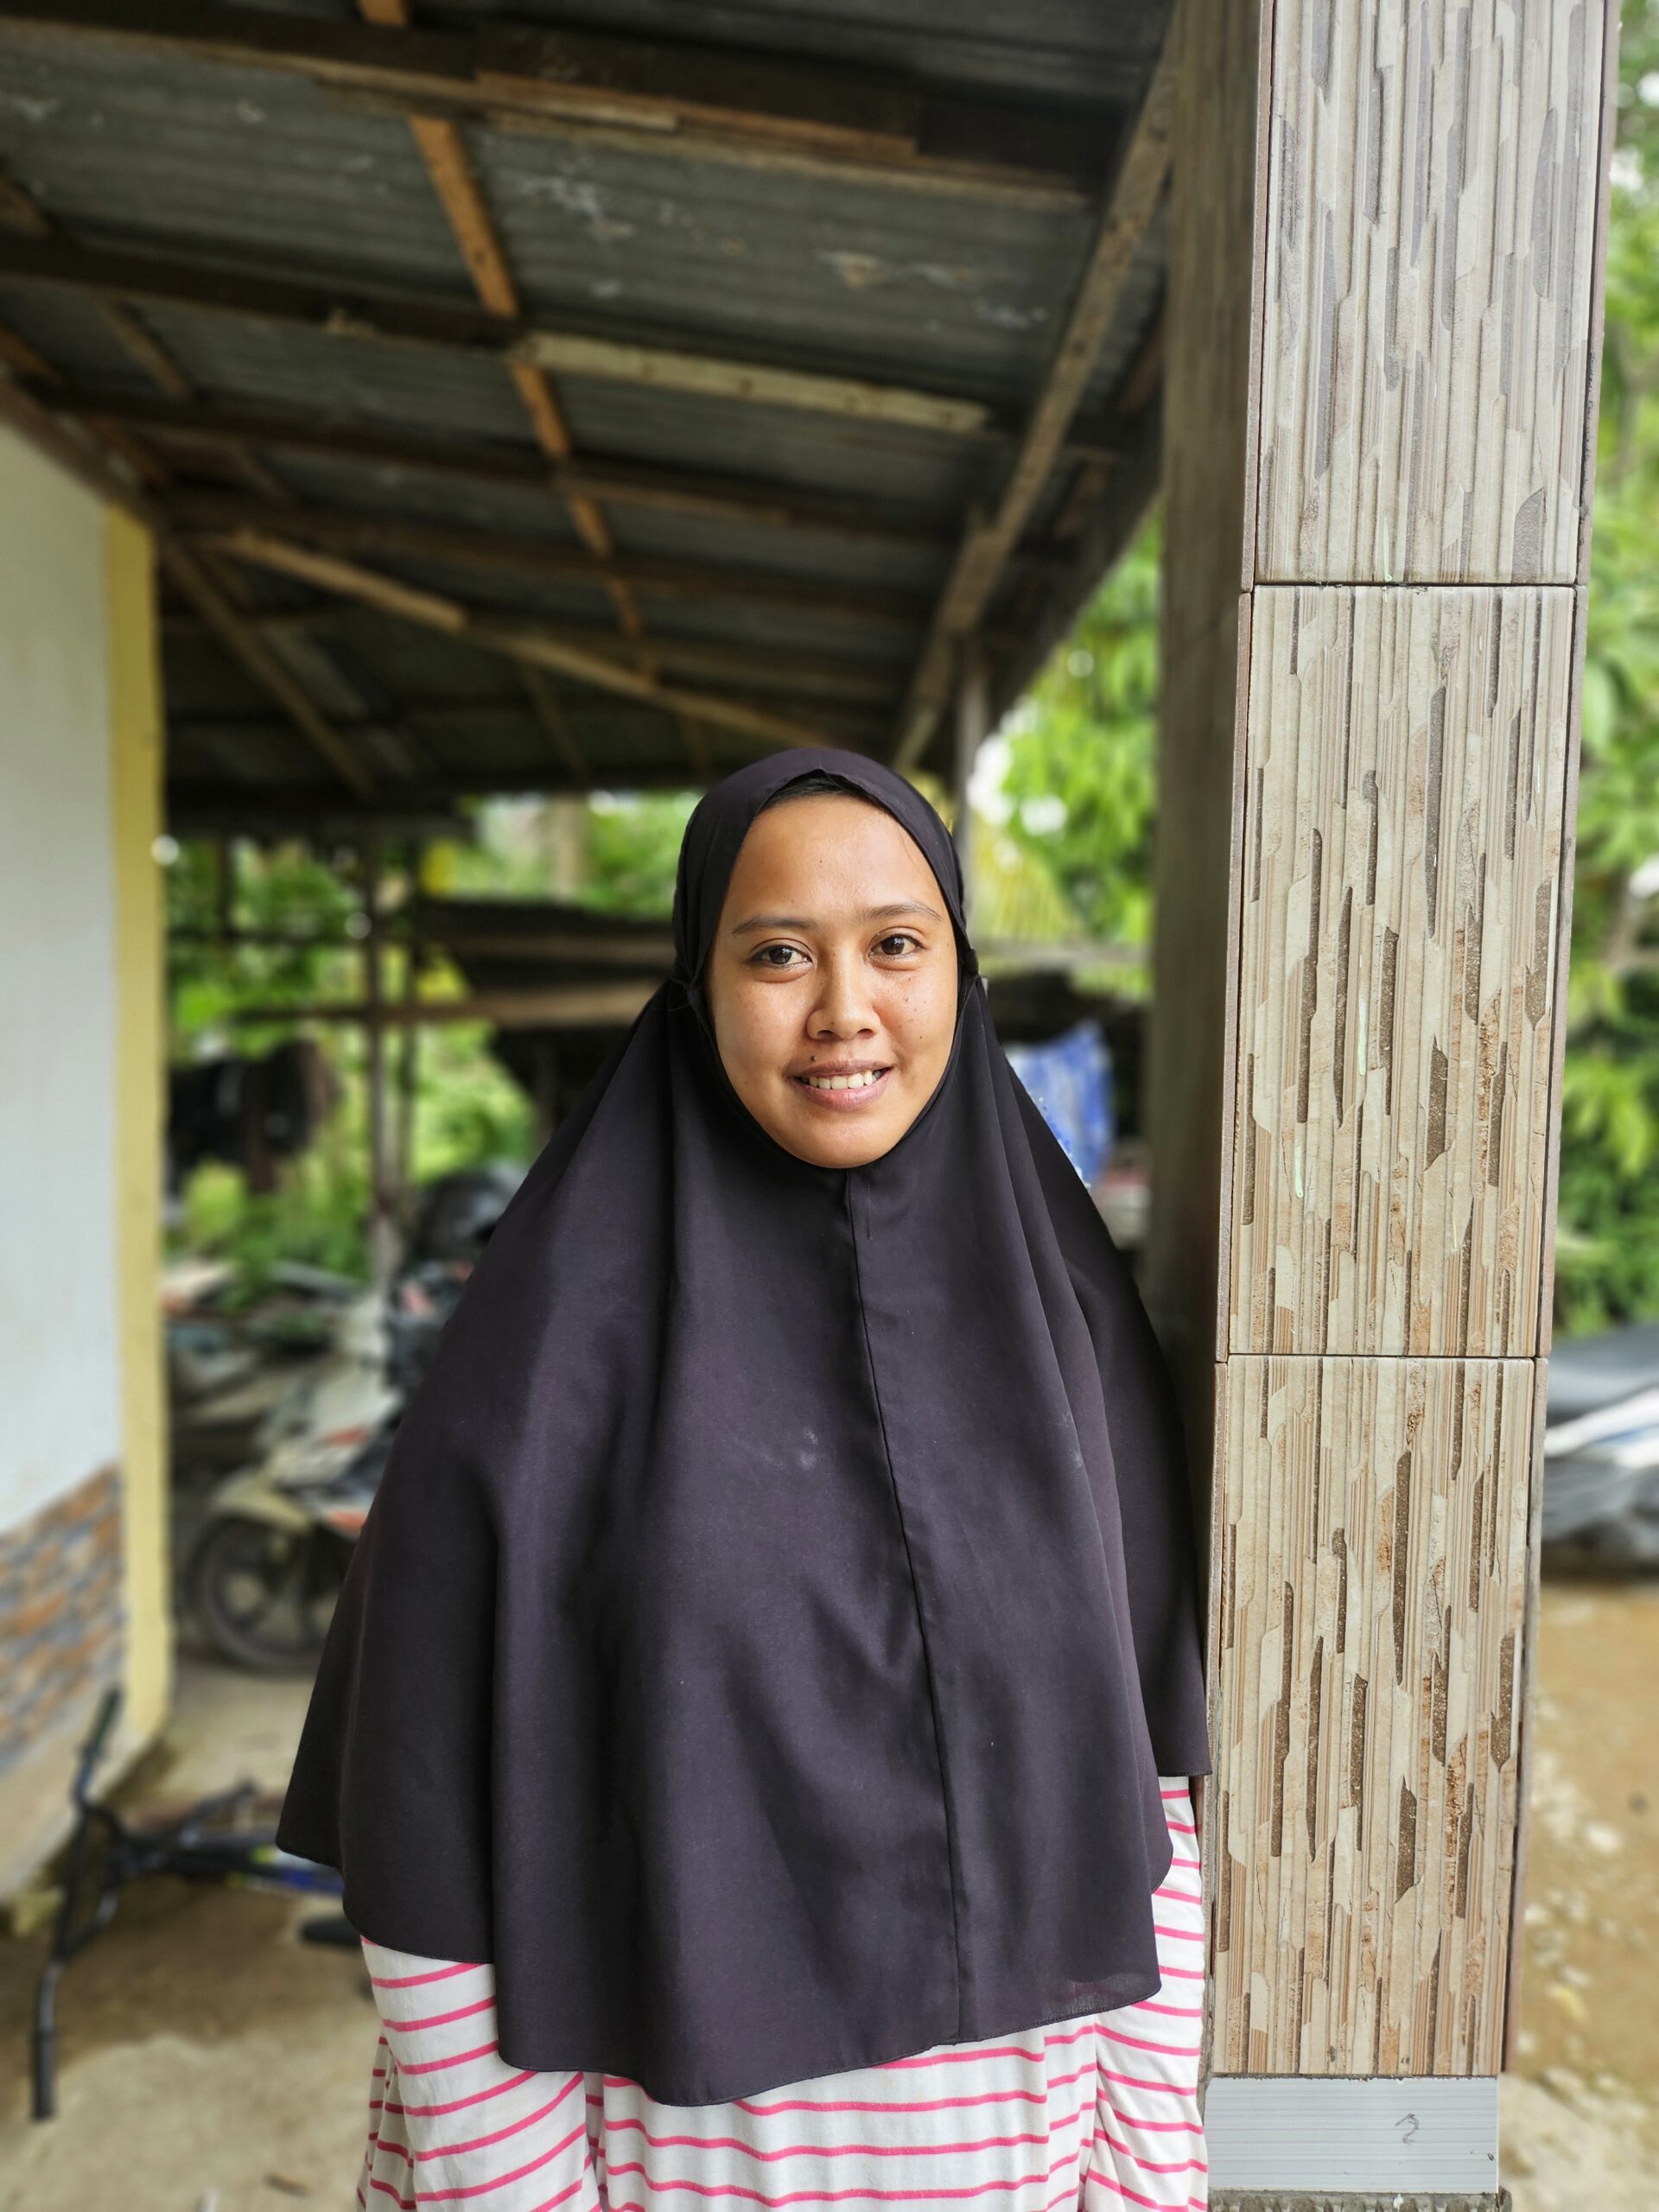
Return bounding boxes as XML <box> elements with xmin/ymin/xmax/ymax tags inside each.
<box><xmin>791</xmin><ymin>1065</ymin><xmax>893</xmax><ymax>1109</ymax></box>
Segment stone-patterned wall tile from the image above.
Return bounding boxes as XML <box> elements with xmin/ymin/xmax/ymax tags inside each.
<box><xmin>0</xmin><ymin>1464</ymin><xmax>124</xmax><ymax>1778</ymax></box>
<box><xmin>1229</xmin><ymin>586</ymin><xmax>1573</xmax><ymax>1357</ymax></box>
<box><xmin>1256</xmin><ymin>0</ymin><xmax>1604</xmax><ymax>583</ymax></box>
<box><xmin>1207</xmin><ymin>1356</ymin><xmax>1533</xmax><ymax>2075</ymax></box>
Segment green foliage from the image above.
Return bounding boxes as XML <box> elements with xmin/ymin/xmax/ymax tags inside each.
<box><xmin>1550</xmin><ymin>6</ymin><xmax>1659</xmax><ymax>1331</ymax></box>
<box><xmin>583</xmin><ymin>791</ymin><xmax>700</xmax><ymax>914</ymax></box>
<box><xmin>993</xmin><ymin>526</ymin><xmax>1160</xmax><ymax>986</ymax></box>
<box><xmin>168</xmin><ymin>837</ymin><xmax>533</xmax><ymax>1287</ymax></box>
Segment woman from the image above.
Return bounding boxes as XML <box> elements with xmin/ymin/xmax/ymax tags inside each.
<box><xmin>276</xmin><ymin>751</ymin><xmax>1212</xmax><ymax>2210</ymax></box>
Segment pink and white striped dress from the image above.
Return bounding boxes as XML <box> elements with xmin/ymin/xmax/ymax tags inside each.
<box><xmin>353</xmin><ymin>1778</ymin><xmax>1207</xmax><ymax>2212</ymax></box>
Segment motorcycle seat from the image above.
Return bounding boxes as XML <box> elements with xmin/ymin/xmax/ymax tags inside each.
<box><xmin>1548</xmin><ymin>1324</ymin><xmax>1659</xmax><ymax>1422</ymax></box>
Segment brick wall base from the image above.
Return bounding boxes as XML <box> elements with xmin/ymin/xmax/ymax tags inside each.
<box><xmin>0</xmin><ymin>1463</ymin><xmax>124</xmax><ymax>1778</ymax></box>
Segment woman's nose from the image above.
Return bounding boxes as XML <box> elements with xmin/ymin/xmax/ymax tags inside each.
<box><xmin>810</xmin><ymin>951</ymin><xmax>878</xmax><ymax>1036</ymax></box>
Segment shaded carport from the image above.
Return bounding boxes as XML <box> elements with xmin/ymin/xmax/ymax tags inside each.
<box><xmin>0</xmin><ymin>4</ymin><xmax>1617</xmax><ymax>2206</ymax></box>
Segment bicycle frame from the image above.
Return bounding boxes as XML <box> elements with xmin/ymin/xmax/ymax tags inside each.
<box><xmin>31</xmin><ymin>1682</ymin><xmax>344</xmax><ymax>2120</ymax></box>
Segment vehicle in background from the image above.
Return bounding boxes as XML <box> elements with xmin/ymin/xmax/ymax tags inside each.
<box><xmin>1543</xmin><ymin>1323</ymin><xmax>1659</xmax><ymax>1568</ymax></box>
<box><xmin>186</xmin><ymin>1166</ymin><xmax>522</xmax><ymax>1669</ymax></box>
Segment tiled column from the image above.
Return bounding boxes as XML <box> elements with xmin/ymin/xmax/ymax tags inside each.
<box><xmin>1148</xmin><ymin>2</ymin><xmax>1617</xmax><ymax>2197</ymax></box>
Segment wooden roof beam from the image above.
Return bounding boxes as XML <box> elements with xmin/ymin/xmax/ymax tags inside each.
<box><xmin>209</xmin><ymin>527</ymin><xmax>859</xmax><ymax>758</ymax></box>
<box><xmin>230</xmin><ymin>982</ymin><xmax>661</xmax><ymax>1030</ymax></box>
<box><xmin>46</xmin><ymin>388</ymin><xmax>948</xmax><ymax>552</ymax></box>
<box><xmin>161</xmin><ymin>544</ymin><xmax>375</xmax><ymax>798</ymax></box>
<box><xmin>165</xmin><ymin>773</ymin><xmax>696</xmax><ymax>837</ymax></box>
<box><xmin>893</xmin><ymin>38</ymin><xmax>1177</xmax><ymax>769</ymax></box>
<box><xmin>0</xmin><ymin>1</ymin><xmax>1106</xmax><ymax>210</ymax></box>
<box><xmin>359</xmin><ymin>0</ymin><xmax>687</xmax><ymax>780</ymax></box>
<box><xmin>164</xmin><ymin>613</ymin><xmax>904</xmax><ymax>704</ymax></box>
<box><xmin>168</xmin><ymin>490</ymin><xmax>924</xmax><ymax>629</ymax></box>
<box><xmin>517</xmin><ymin>665</ymin><xmax>588</xmax><ymax>782</ymax></box>
<box><xmin>0</xmin><ymin>231</ymin><xmax>988</xmax><ymax>438</ymax></box>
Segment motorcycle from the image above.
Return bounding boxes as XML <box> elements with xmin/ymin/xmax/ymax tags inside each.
<box><xmin>187</xmin><ymin>1168</ymin><xmax>521</xmax><ymax>1669</ymax></box>
<box><xmin>188</xmin><ymin>1283</ymin><xmax>400</xmax><ymax>1669</ymax></box>
<box><xmin>1542</xmin><ymin>1322</ymin><xmax>1659</xmax><ymax>1567</ymax></box>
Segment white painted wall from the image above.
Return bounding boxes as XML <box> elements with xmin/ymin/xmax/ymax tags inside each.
<box><xmin>0</xmin><ymin>421</ymin><xmax>121</xmax><ymax>1535</ymax></box>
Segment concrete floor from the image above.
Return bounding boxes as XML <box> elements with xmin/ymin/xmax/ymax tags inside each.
<box><xmin>1</xmin><ymin>1586</ymin><xmax>1656</xmax><ymax>2211</ymax></box>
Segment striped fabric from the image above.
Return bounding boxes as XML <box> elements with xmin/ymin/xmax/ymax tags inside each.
<box><xmin>358</xmin><ymin>1779</ymin><xmax>1206</xmax><ymax>2212</ymax></box>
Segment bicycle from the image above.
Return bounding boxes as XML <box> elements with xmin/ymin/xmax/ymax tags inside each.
<box><xmin>30</xmin><ymin>1681</ymin><xmax>348</xmax><ymax>2120</ymax></box>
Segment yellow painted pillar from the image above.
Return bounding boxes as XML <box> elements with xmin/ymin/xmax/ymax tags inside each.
<box><xmin>106</xmin><ymin>507</ymin><xmax>171</xmax><ymax>1745</ymax></box>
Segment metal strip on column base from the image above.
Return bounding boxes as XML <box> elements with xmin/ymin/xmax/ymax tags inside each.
<box><xmin>1211</xmin><ymin>2196</ymin><xmax>1510</xmax><ymax>2212</ymax></box>
<box><xmin>1204</xmin><ymin>2075</ymin><xmax>1501</xmax><ymax>2195</ymax></box>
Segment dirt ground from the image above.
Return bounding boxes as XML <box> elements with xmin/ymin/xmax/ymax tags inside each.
<box><xmin>0</xmin><ymin>1648</ymin><xmax>370</xmax><ymax>2212</ymax></box>
<box><xmin>1</xmin><ymin>1584</ymin><xmax>1656</xmax><ymax>2211</ymax></box>
<box><xmin>1500</xmin><ymin>1573</ymin><xmax>1659</xmax><ymax>2211</ymax></box>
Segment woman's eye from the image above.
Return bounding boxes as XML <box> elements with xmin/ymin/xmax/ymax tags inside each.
<box><xmin>751</xmin><ymin>943</ymin><xmax>805</xmax><ymax>969</ymax></box>
<box><xmin>875</xmin><ymin>932</ymin><xmax>922</xmax><ymax>957</ymax></box>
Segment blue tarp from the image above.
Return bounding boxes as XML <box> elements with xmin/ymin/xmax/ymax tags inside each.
<box><xmin>1002</xmin><ymin>1019</ymin><xmax>1116</xmax><ymax>1185</ymax></box>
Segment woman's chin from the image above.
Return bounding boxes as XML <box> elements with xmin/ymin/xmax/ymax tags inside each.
<box><xmin>766</xmin><ymin>1091</ymin><xmax>911</xmax><ymax>1170</ymax></box>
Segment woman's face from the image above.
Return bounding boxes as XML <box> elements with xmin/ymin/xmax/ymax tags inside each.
<box><xmin>705</xmin><ymin>791</ymin><xmax>960</xmax><ymax>1169</ymax></box>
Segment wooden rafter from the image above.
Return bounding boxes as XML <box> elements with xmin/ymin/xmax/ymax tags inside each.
<box><xmin>172</xmin><ymin>493</ymin><xmax>922</xmax><ymax>627</ymax></box>
<box><xmin>988</xmin><ymin>408</ymin><xmax>1161</xmax><ymax>728</ymax></box>
<box><xmin>232</xmin><ymin>982</ymin><xmax>661</xmax><ymax>1030</ymax></box>
<box><xmin>163</xmin><ymin>545</ymin><xmax>375</xmax><ymax>797</ymax></box>
<box><xmin>516</xmin><ymin>666</ymin><xmax>588</xmax><ymax>782</ymax></box>
<box><xmin>210</xmin><ymin>528</ymin><xmax>856</xmax><ymax>756</ymax></box>
<box><xmin>165</xmin><ymin>772</ymin><xmax>696</xmax><ymax>837</ymax></box>
<box><xmin>0</xmin><ymin>169</ymin><xmax>372</xmax><ymax>796</ymax></box>
<box><xmin>0</xmin><ymin>232</ymin><xmax>990</xmax><ymax>437</ymax></box>
<box><xmin>0</xmin><ymin>1</ymin><xmax>1104</xmax><ymax>210</ymax></box>
<box><xmin>357</xmin><ymin>0</ymin><xmax>689</xmax><ymax>765</ymax></box>
<box><xmin>45</xmin><ymin>389</ymin><xmax>944</xmax><ymax>551</ymax></box>
<box><xmin>893</xmin><ymin>37</ymin><xmax>1177</xmax><ymax>768</ymax></box>
<box><xmin>163</xmin><ymin>615</ymin><xmax>903</xmax><ymax>705</ymax></box>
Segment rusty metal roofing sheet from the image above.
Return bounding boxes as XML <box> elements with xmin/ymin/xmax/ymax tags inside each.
<box><xmin>0</xmin><ymin>0</ymin><xmax>1173</xmax><ymax>822</ymax></box>
<box><xmin>428</xmin><ymin>0</ymin><xmax>1164</xmax><ymax>109</ymax></box>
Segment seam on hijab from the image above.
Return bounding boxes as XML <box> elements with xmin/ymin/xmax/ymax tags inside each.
<box><xmin>842</xmin><ymin>1169</ymin><xmax>965</xmax><ymax>2042</ymax></box>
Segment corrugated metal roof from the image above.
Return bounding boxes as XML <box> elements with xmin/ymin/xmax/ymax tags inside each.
<box><xmin>430</xmin><ymin>0</ymin><xmax>1163</xmax><ymax>109</ymax></box>
<box><xmin>0</xmin><ymin>0</ymin><xmax>1172</xmax><ymax>824</ymax></box>
<box><xmin>474</xmin><ymin>127</ymin><xmax>1095</xmax><ymax>401</ymax></box>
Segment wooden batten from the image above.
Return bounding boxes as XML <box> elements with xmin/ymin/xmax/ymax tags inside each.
<box><xmin>893</xmin><ymin>35</ymin><xmax>1177</xmax><ymax>767</ymax></box>
<box><xmin>48</xmin><ymin>391</ymin><xmax>945</xmax><ymax>551</ymax></box>
<box><xmin>0</xmin><ymin>232</ymin><xmax>992</xmax><ymax>439</ymax></box>
<box><xmin>0</xmin><ymin>0</ymin><xmax>1103</xmax><ymax>208</ymax></box>
<box><xmin>210</xmin><ymin>528</ymin><xmax>849</xmax><ymax>757</ymax></box>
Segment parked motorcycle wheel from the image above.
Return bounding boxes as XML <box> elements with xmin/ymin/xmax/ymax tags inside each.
<box><xmin>191</xmin><ymin>1516</ymin><xmax>348</xmax><ymax>1671</ymax></box>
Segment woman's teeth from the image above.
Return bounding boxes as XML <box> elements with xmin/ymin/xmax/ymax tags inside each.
<box><xmin>802</xmin><ymin>1070</ymin><xmax>883</xmax><ymax>1090</ymax></box>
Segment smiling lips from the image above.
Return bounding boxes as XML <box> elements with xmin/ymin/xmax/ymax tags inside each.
<box><xmin>792</xmin><ymin>1063</ymin><xmax>893</xmax><ymax>1107</ymax></box>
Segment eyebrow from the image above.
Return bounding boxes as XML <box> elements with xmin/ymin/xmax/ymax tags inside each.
<box><xmin>728</xmin><ymin>899</ymin><xmax>944</xmax><ymax>936</ymax></box>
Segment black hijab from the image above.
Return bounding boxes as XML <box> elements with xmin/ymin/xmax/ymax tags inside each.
<box><xmin>276</xmin><ymin>749</ymin><xmax>1211</xmax><ymax>2106</ymax></box>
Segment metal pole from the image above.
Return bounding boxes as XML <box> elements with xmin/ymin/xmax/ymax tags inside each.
<box><xmin>952</xmin><ymin>640</ymin><xmax>988</xmax><ymax>931</ymax></box>
<box><xmin>214</xmin><ymin>836</ymin><xmax>234</xmax><ymax>945</ymax></box>
<box><xmin>393</xmin><ymin>840</ymin><xmax>423</xmax><ymax>1209</ymax></box>
<box><xmin>361</xmin><ymin>831</ymin><xmax>395</xmax><ymax>1285</ymax></box>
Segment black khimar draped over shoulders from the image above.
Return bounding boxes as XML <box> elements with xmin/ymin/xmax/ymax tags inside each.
<box><xmin>276</xmin><ymin>748</ymin><xmax>1211</xmax><ymax>2107</ymax></box>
